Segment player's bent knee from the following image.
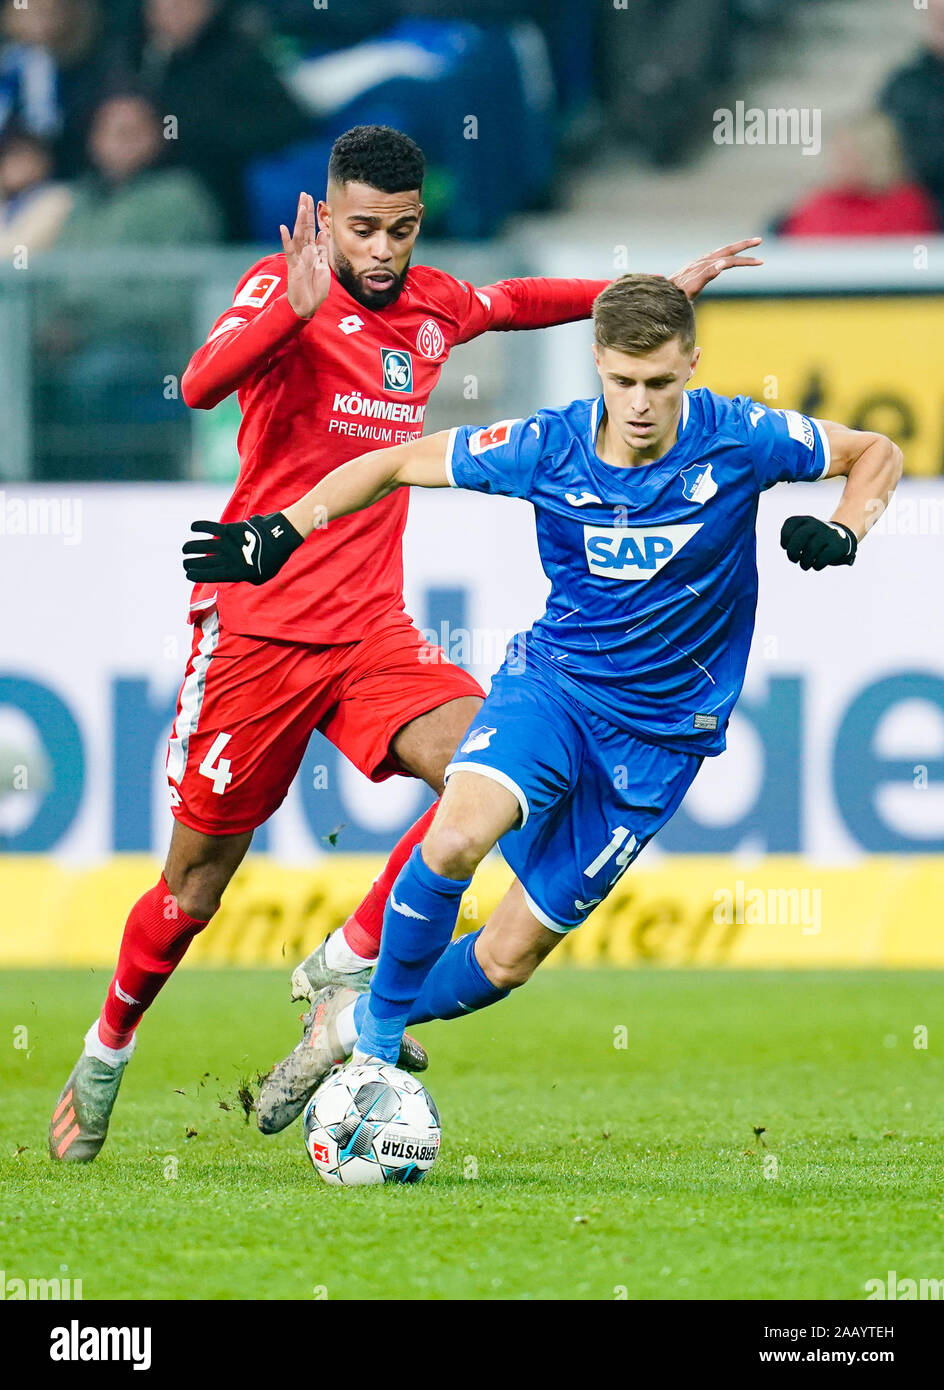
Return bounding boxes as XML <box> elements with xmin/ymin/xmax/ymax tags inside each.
<box><xmin>491</xmin><ymin>964</ymin><xmax>533</xmax><ymax>990</ymax></box>
<box><xmin>173</xmin><ymin>886</ymin><xmax>221</xmax><ymax>923</ymax></box>
<box><xmin>479</xmin><ymin>954</ymin><xmax>534</xmax><ymax>991</ymax></box>
<box><xmin>165</xmin><ymin>865</ymin><xmax>229</xmax><ymax>923</ymax></box>
<box><xmin>164</xmin><ymin>826</ymin><xmax>251</xmax><ymax>921</ymax></box>
<box><xmin>474</xmin><ymin>937</ymin><xmax>537</xmax><ymax>990</ymax></box>
<box><xmin>422</xmin><ymin>824</ymin><xmax>489</xmax><ymax>881</ymax></box>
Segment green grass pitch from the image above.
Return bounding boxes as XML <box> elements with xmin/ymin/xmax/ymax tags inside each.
<box><xmin>2</xmin><ymin>968</ymin><xmax>942</xmax><ymax>1301</ymax></box>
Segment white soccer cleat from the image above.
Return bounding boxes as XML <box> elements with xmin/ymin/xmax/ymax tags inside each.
<box><xmin>290</xmin><ymin>938</ymin><xmax>374</xmax><ymax>1003</ymax></box>
<box><xmin>257</xmin><ymin>985</ymin><xmax>426</xmax><ymax>1134</ymax></box>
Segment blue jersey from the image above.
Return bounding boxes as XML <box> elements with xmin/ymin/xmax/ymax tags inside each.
<box><xmin>445</xmin><ymin>388</ymin><xmax>830</xmax><ymax>754</ymax></box>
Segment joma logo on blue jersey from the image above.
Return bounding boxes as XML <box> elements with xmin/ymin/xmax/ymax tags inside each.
<box><xmin>583</xmin><ymin>524</ymin><xmax>701</xmax><ymax>581</ymax></box>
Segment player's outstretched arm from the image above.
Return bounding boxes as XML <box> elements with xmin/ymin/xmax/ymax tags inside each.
<box><xmin>461</xmin><ymin>238</ymin><xmax>763</xmax><ymax>342</ymax></box>
<box><xmin>781</xmin><ymin>423</ymin><xmax>904</xmax><ymax>571</ymax></box>
<box><xmin>182</xmin><ymin>432</ymin><xmax>452</xmax><ymax>586</ymax></box>
<box><xmin>286</xmin><ymin>429</ymin><xmax>452</xmax><ymax>533</ymax></box>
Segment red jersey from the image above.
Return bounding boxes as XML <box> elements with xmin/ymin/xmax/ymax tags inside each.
<box><xmin>182</xmin><ymin>256</ymin><xmax>608</xmax><ymax>644</ymax></box>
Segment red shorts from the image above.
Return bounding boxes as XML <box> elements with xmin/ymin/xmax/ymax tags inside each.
<box><xmin>166</xmin><ymin>608</ymin><xmax>484</xmax><ymax>836</ymax></box>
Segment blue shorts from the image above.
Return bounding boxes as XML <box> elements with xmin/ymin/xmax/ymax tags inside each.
<box><xmin>444</xmin><ymin>661</ymin><xmax>702</xmax><ymax>931</ymax></box>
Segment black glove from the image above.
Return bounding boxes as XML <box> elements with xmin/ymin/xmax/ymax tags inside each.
<box><xmin>182</xmin><ymin>512</ymin><xmax>304</xmax><ymax>585</ymax></box>
<box><xmin>780</xmin><ymin>516</ymin><xmax>857</xmax><ymax>571</ymax></box>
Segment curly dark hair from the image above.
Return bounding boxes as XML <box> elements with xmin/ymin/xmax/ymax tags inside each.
<box><xmin>327</xmin><ymin>125</ymin><xmax>425</xmax><ymax>194</ymax></box>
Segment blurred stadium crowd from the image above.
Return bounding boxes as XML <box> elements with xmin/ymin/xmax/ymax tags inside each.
<box><xmin>3</xmin><ymin>0</ymin><xmax>942</xmax><ymax>250</ymax></box>
<box><xmin>0</xmin><ymin>0</ymin><xmax>940</xmax><ymax>481</ymax></box>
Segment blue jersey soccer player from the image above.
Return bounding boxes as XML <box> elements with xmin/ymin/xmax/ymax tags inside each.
<box><xmin>185</xmin><ymin>274</ymin><xmax>903</xmax><ymax>1130</ymax></box>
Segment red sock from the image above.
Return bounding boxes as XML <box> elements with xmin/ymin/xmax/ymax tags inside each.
<box><xmin>98</xmin><ymin>876</ymin><xmax>210</xmax><ymax>1048</ymax></box>
<box><xmin>342</xmin><ymin>800</ymin><xmax>440</xmax><ymax>958</ymax></box>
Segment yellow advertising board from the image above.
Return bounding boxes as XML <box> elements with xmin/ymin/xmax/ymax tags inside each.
<box><xmin>2</xmin><ymin>854</ymin><xmax>943</xmax><ymax>970</ymax></box>
<box><xmin>696</xmin><ymin>295</ymin><xmax>944</xmax><ymax>476</ymax></box>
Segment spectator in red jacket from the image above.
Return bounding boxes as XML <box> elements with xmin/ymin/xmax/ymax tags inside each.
<box><xmin>778</xmin><ymin>112</ymin><xmax>940</xmax><ymax>238</ymax></box>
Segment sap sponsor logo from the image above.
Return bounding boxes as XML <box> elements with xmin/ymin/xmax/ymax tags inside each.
<box><xmin>583</xmin><ymin>523</ymin><xmax>701</xmax><ymax>580</ymax></box>
<box><xmin>748</xmin><ymin>404</ymin><xmax>816</xmax><ymax>451</ymax></box>
<box><xmin>379</xmin><ymin>1138</ymin><xmax>439</xmax><ymax>1162</ymax></box>
<box><xmin>331</xmin><ymin>391</ymin><xmax>426</xmax><ymax>424</ymax></box>
<box><xmin>233</xmin><ymin>273</ymin><xmax>280</xmax><ymax>309</ymax></box>
<box><xmin>469</xmin><ymin>419</ymin><xmax>520</xmax><ymax>456</ymax></box>
<box><xmin>50</xmin><ymin>1320</ymin><xmax>151</xmax><ymax>1370</ymax></box>
<box><xmin>381</xmin><ymin>348</ymin><xmax>413</xmax><ymax>392</ymax></box>
<box><xmin>781</xmin><ymin>409</ymin><xmax>816</xmax><ymax>451</ymax></box>
<box><xmin>680</xmin><ymin>461</ymin><xmax>718</xmax><ymax>505</ymax></box>
<box><xmin>416</xmin><ymin>318</ymin><xmax>445</xmax><ymax>359</ymax></box>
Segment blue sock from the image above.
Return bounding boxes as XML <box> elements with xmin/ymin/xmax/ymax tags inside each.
<box><xmin>409</xmin><ymin>927</ymin><xmax>509</xmax><ymax>1022</ymax></box>
<box><xmin>356</xmin><ymin>846</ymin><xmax>471</xmax><ymax>1063</ymax></box>
<box><xmin>353</xmin><ymin>928</ymin><xmax>508</xmax><ymax>1035</ymax></box>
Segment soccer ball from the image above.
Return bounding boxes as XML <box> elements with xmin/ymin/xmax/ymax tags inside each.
<box><xmin>302</xmin><ymin>1061</ymin><xmax>441</xmax><ymax>1186</ymax></box>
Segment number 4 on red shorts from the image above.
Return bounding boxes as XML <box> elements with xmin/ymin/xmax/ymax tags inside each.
<box><xmin>198</xmin><ymin>732</ymin><xmax>233</xmax><ymax>795</ymax></box>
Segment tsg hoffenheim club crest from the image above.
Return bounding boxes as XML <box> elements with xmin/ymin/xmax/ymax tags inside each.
<box><xmin>680</xmin><ymin>461</ymin><xmax>718</xmax><ymax>504</ymax></box>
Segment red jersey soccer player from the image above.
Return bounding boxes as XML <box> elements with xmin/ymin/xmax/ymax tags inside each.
<box><xmin>49</xmin><ymin>125</ymin><xmax>761</xmax><ymax>1162</ymax></box>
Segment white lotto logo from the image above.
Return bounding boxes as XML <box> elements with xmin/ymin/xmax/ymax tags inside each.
<box><xmin>584</xmin><ymin>523</ymin><xmax>702</xmax><ymax>581</ymax></box>
<box><xmin>416</xmin><ymin>318</ymin><xmax>445</xmax><ymax>358</ymax></box>
<box><xmin>233</xmin><ymin>273</ymin><xmax>280</xmax><ymax>309</ymax></box>
<box><xmin>207</xmin><ymin>315</ymin><xmax>246</xmax><ymax>342</ymax></box>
